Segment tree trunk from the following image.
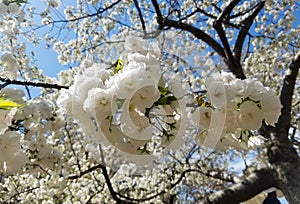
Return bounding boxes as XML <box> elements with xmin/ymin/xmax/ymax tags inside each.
<box><xmin>268</xmin><ymin>130</ymin><xmax>300</xmax><ymax>204</ymax></box>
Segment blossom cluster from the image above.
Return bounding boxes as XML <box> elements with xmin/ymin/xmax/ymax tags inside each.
<box><xmin>58</xmin><ymin>36</ymin><xmax>187</xmax><ymax>165</ymax></box>
<box><xmin>192</xmin><ymin>72</ymin><xmax>282</xmax><ymax>150</ymax></box>
<box><xmin>0</xmin><ymin>1</ymin><xmax>20</xmax><ymax>16</ymax></box>
<box><xmin>0</xmin><ymin>87</ymin><xmax>65</xmax><ymax>175</ymax></box>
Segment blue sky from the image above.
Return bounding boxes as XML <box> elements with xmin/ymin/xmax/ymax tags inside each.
<box><xmin>26</xmin><ymin>2</ymin><xmax>300</xmax><ymax>78</ymax></box>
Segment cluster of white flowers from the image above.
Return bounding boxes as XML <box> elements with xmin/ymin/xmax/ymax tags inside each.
<box><xmin>0</xmin><ymin>87</ymin><xmax>65</xmax><ymax>175</ymax></box>
<box><xmin>0</xmin><ymin>52</ymin><xmax>18</xmax><ymax>79</ymax></box>
<box><xmin>0</xmin><ymin>0</ymin><xmax>298</xmax><ymax>202</ymax></box>
<box><xmin>0</xmin><ymin>1</ymin><xmax>27</xmax><ymax>80</ymax></box>
<box><xmin>0</xmin><ymin>1</ymin><xmax>20</xmax><ymax>16</ymax></box>
<box><xmin>192</xmin><ymin>71</ymin><xmax>282</xmax><ymax>150</ymax></box>
<box><xmin>0</xmin><ymin>88</ymin><xmax>25</xmax><ymax>175</ymax></box>
<box><xmin>58</xmin><ymin>36</ymin><xmax>187</xmax><ymax>165</ymax></box>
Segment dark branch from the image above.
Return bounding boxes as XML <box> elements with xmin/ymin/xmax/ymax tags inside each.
<box><xmin>58</xmin><ymin>0</ymin><xmax>123</xmax><ymax>23</ymax></box>
<box><xmin>68</xmin><ymin>162</ymin><xmax>131</xmax><ymax>203</ymax></box>
<box><xmin>152</xmin><ymin>0</ymin><xmax>248</xmax><ymax>78</ymax></box>
<box><xmin>234</xmin><ymin>1</ymin><xmax>265</xmax><ymax>62</ymax></box>
<box><xmin>0</xmin><ymin>77</ymin><xmax>68</xmax><ymax>90</ymax></box>
<box><xmin>157</xmin><ymin>20</ymin><xmax>226</xmax><ymax>59</ymax></box>
<box><xmin>229</xmin><ymin>1</ymin><xmax>260</xmax><ymax>19</ymax></box>
<box><xmin>267</xmin><ymin>50</ymin><xmax>300</xmax><ymax>171</ymax></box>
<box><xmin>6</xmin><ymin>187</ymin><xmax>40</xmax><ymax>203</ymax></box>
<box><xmin>100</xmin><ymin>164</ymin><xmax>132</xmax><ymax>204</ymax></box>
<box><xmin>217</xmin><ymin>0</ymin><xmax>241</xmax><ymax>21</ymax></box>
<box><xmin>133</xmin><ymin>0</ymin><xmax>147</xmax><ymax>36</ymax></box>
<box><xmin>68</xmin><ymin>164</ymin><xmax>103</xmax><ymax>180</ymax></box>
<box><xmin>151</xmin><ymin>0</ymin><xmax>226</xmax><ymax>59</ymax></box>
<box><xmin>18</xmin><ymin>70</ymin><xmax>33</xmax><ymax>99</ymax></box>
<box><xmin>151</xmin><ymin>0</ymin><xmax>163</xmax><ymax>23</ymax></box>
<box><xmin>259</xmin><ymin>52</ymin><xmax>300</xmax><ymax>204</ymax></box>
<box><xmin>202</xmin><ymin>167</ymin><xmax>277</xmax><ymax>204</ymax></box>
<box><xmin>277</xmin><ymin>51</ymin><xmax>300</xmax><ymax>134</ymax></box>
<box><xmin>179</xmin><ymin>6</ymin><xmax>239</xmax><ymax>29</ymax></box>
<box><xmin>213</xmin><ymin>0</ymin><xmax>246</xmax><ymax>79</ymax></box>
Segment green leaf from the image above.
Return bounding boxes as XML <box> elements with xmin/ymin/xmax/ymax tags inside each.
<box><xmin>155</xmin><ymin>95</ymin><xmax>177</xmax><ymax>106</ymax></box>
<box><xmin>158</xmin><ymin>86</ymin><xmax>171</xmax><ymax>96</ymax></box>
<box><xmin>0</xmin><ymin>97</ymin><xmax>24</xmax><ymax>110</ymax></box>
<box><xmin>113</xmin><ymin>59</ymin><xmax>124</xmax><ymax>74</ymax></box>
<box><xmin>155</xmin><ymin>95</ymin><xmax>169</xmax><ymax>105</ymax></box>
<box><xmin>157</xmin><ymin>75</ymin><xmax>165</xmax><ymax>87</ymax></box>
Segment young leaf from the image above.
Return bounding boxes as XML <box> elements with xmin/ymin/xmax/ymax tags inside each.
<box><xmin>113</xmin><ymin>59</ymin><xmax>124</xmax><ymax>74</ymax></box>
<box><xmin>0</xmin><ymin>97</ymin><xmax>23</xmax><ymax>110</ymax></box>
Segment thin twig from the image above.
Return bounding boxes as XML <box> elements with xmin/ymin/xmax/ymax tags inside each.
<box><xmin>133</xmin><ymin>0</ymin><xmax>147</xmax><ymax>36</ymax></box>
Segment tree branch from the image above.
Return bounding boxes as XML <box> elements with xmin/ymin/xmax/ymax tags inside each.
<box><xmin>151</xmin><ymin>0</ymin><xmax>250</xmax><ymax>79</ymax></box>
<box><xmin>180</xmin><ymin>6</ymin><xmax>239</xmax><ymax>29</ymax></box>
<box><xmin>69</xmin><ymin>162</ymin><xmax>131</xmax><ymax>203</ymax></box>
<box><xmin>6</xmin><ymin>186</ymin><xmax>40</xmax><ymax>203</ymax></box>
<box><xmin>99</xmin><ymin>164</ymin><xmax>129</xmax><ymax>203</ymax></box>
<box><xmin>151</xmin><ymin>0</ymin><xmax>226</xmax><ymax>59</ymax></box>
<box><xmin>201</xmin><ymin>167</ymin><xmax>277</xmax><ymax>204</ymax></box>
<box><xmin>133</xmin><ymin>0</ymin><xmax>147</xmax><ymax>36</ymax></box>
<box><xmin>151</xmin><ymin>0</ymin><xmax>163</xmax><ymax>23</ymax></box>
<box><xmin>263</xmin><ymin>51</ymin><xmax>300</xmax><ymax>161</ymax></box>
<box><xmin>164</xmin><ymin>19</ymin><xmax>226</xmax><ymax>59</ymax></box>
<box><xmin>0</xmin><ymin>77</ymin><xmax>68</xmax><ymax>90</ymax></box>
<box><xmin>277</xmin><ymin>51</ymin><xmax>300</xmax><ymax>134</ymax></box>
<box><xmin>217</xmin><ymin>0</ymin><xmax>241</xmax><ymax>21</ymax></box>
<box><xmin>213</xmin><ymin>0</ymin><xmax>246</xmax><ymax>79</ymax></box>
<box><xmin>264</xmin><ymin>51</ymin><xmax>300</xmax><ymax>204</ymax></box>
<box><xmin>59</xmin><ymin>0</ymin><xmax>123</xmax><ymax>23</ymax></box>
<box><xmin>234</xmin><ymin>1</ymin><xmax>265</xmax><ymax>62</ymax></box>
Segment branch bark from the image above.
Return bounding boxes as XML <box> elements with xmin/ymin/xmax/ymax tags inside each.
<box><xmin>163</xmin><ymin>19</ymin><xmax>226</xmax><ymax>59</ymax></box>
<box><xmin>151</xmin><ymin>0</ymin><xmax>226</xmax><ymax>60</ymax></box>
<box><xmin>0</xmin><ymin>77</ymin><xmax>68</xmax><ymax>90</ymax></box>
<box><xmin>265</xmin><ymin>51</ymin><xmax>300</xmax><ymax>204</ymax></box>
<box><xmin>277</xmin><ymin>51</ymin><xmax>300</xmax><ymax>135</ymax></box>
<box><xmin>233</xmin><ymin>1</ymin><xmax>265</xmax><ymax>62</ymax></box>
<box><xmin>150</xmin><ymin>1</ymin><xmax>300</xmax><ymax>203</ymax></box>
<box><xmin>151</xmin><ymin>0</ymin><xmax>248</xmax><ymax>79</ymax></box>
<box><xmin>133</xmin><ymin>0</ymin><xmax>147</xmax><ymax>36</ymax></box>
<box><xmin>213</xmin><ymin>0</ymin><xmax>246</xmax><ymax>79</ymax></box>
<box><xmin>201</xmin><ymin>167</ymin><xmax>277</xmax><ymax>204</ymax></box>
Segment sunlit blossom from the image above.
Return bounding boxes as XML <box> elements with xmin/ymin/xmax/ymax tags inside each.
<box><xmin>237</xmin><ymin>101</ymin><xmax>263</xmax><ymax>130</ymax></box>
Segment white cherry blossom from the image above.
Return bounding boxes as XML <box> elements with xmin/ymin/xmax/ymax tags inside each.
<box><xmin>237</xmin><ymin>101</ymin><xmax>264</xmax><ymax>130</ymax></box>
<box><xmin>197</xmin><ymin>106</ymin><xmax>212</xmax><ymax>130</ymax></box>
<box><xmin>124</xmin><ymin>35</ymin><xmax>146</xmax><ymax>52</ymax></box>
